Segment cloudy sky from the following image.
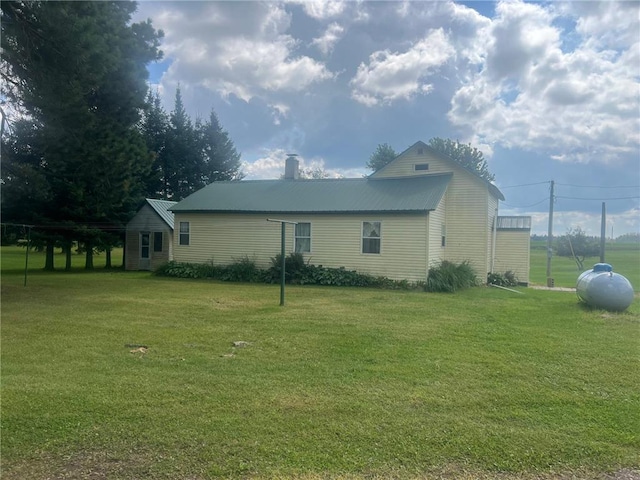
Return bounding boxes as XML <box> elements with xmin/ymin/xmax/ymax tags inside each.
<box><xmin>133</xmin><ymin>0</ymin><xmax>640</xmax><ymax>236</ymax></box>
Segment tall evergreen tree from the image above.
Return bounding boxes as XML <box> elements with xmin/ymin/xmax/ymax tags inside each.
<box><xmin>1</xmin><ymin>1</ymin><xmax>163</xmax><ymax>268</ymax></box>
<box><xmin>198</xmin><ymin>109</ymin><xmax>244</xmax><ymax>183</ymax></box>
<box><xmin>162</xmin><ymin>88</ymin><xmax>202</xmax><ymax>200</ymax></box>
<box><xmin>140</xmin><ymin>90</ymin><xmax>169</xmax><ymax>198</ymax></box>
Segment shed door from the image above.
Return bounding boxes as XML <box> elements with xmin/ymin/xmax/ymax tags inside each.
<box><xmin>139</xmin><ymin>232</ymin><xmax>151</xmax><ymax>270</ymax></box>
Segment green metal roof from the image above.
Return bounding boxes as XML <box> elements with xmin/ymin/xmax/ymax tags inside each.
<box><xmin>170</xmin><ymin>173</ymin><xmax>452</xmax><ymax>214</ymax></box>
<box><xmin>146</xmin><ymin>198</ymin><xmax>177</xmax><ymax>228</ymax></box>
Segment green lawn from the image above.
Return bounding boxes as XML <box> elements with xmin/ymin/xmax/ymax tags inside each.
<box><xmin>529</xmin><ymin>240</ymin><xmax>639</xmax><ymax>290</ymax></box>
<box><xmin>2</xmin><ymin>247</ymin><xmax>639</xmax><ymax>479</ymax></box>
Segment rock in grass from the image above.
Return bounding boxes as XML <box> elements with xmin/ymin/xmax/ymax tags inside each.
<box><xmin>232</xmin><ymin>341</ymin><xmax>251</xmax><ymax>348</ymax></box>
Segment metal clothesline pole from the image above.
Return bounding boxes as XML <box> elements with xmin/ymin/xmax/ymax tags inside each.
<box><xmin>267</xmin><ymin>219</ymin><xmax>298</xmax><ymax>306</ymax></box>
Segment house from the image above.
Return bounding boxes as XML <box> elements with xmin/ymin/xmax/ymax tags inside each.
<box><xmin>125</xmin><ymin>198</ymin><xmax>177</xmax><ymax>271</ymax></box>
<box><xmin>166</xmin><ymin>141</ymin><xmax>531</xmax><ymax>285</ymax></box>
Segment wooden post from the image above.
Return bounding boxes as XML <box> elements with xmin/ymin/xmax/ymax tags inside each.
<box><xmin>546</xmin><ymin>180</ymin><xmax>555</xmax><ymax>287</ymax></box>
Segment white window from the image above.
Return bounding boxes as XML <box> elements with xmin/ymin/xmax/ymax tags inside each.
<box><xmin>295</xmin><ymin>222</ymin><xmax>311</xmax><ymax>253</ymax></box>
<box><xmin>362</xmin><ymin>221</ymin><xmax>381</xmax><ymax>254</ymax></box>
<box><xmin>179</xmin><ymin>222</ymin><xmax>190</xmax><ymax>246</ymax></box>
<box><xmin>140</xmin><ymin>233</ymin><xmax>150</xmax><ymax>259</ymax></box>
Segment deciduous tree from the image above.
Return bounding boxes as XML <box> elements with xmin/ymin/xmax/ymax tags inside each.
<box><xmin>555</xmin><ymin>227</ymin><xmax>599</xmax><ymax>270</ymax></box>
<box><xmin>366</xmin><ymin>143</ymin><xmax>397</xmax><ymax>172</ymax></box>
<box><xmin>428</xmin><ymin>138</ymin><xmax>494</xmax><ymax>182</ymax></box>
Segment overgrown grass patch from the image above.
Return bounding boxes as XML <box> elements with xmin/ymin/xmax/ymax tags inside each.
<box><xmin>2</xmin><ymin>248</ymin><xmax>640</xmax><ymax>479</ymax></box>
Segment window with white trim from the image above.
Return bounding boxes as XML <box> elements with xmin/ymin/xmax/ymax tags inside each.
<box><xmin>362</xmin><ymin>221</ymin><xmax>381</xmax><ymax>254</ymax></box>
<box><xmin>294</xmin><ymin>222</ymin><xmax>311</xmax><ymax>253</ymax></box>
<box><xmin>179</xmin><ymin>222</ymin><xmax>190</xmax><ymax>246</ymax></box>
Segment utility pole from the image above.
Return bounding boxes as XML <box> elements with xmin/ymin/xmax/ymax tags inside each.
<box><xmin>546</xmin><ymin>180</ymin><xmax>554</xmax><ymax>287</ymax></box>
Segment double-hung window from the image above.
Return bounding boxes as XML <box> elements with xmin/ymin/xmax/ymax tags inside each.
<box><xmin>179</xmin><ymin>222</ymin><xmax>190</xmax><ymax>246</ymax></box>
<box><xmin>362</xmin><ymin>221</ymin><xmax>381</xmax><ymax>254</ymax></box>
<box><xmin>295</xmin><ymin>222</ymin><xmax>311</xmax><ymax>253</ymax></box>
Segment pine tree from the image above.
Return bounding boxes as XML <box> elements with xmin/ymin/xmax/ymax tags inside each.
<box><xmin>140</xmin><ymin>90</ymin><xmax>169</xmax><ymax>198</ymax></box>
<box><xmin>198</xmin><ymin>109</ymin><xmax>244</xmax><ymax>183</ymax></box>
<box><xmin>1</xmin><ymin>1</ymin><xmax>163</xmax><ymax>268</ymax></box>
<box><xmin>162</xmin><ymin>88</ymin><xmax>203</xmax><ymax>200</ymax></box>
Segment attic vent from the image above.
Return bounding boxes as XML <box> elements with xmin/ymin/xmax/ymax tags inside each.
<box><xmin>414</xmin><ymin>163</ymin><xmax>429</xmax><ymax>171</ymax></box>
<box><xmin>417</xmin><ymin>148</ymin><xmax>424</xmax><ymax>154</ymax></box>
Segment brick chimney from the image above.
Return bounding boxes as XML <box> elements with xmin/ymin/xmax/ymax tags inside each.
<box><xmin>284</xmin><ymin>154</ymin><xmax>299</xmax><ymax>179</ymax></box>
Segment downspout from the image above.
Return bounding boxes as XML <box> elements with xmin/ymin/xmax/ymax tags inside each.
<box><xmin>491</xmin><ymin>206</ymin><xmax>498</xmax><ymax>274</ymax></box>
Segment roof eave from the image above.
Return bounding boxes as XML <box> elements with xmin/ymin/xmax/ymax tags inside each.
<box><xmin>171</xmin><ymin>209</ymin><xmax>435</xmax><ymax>215</ymax></box>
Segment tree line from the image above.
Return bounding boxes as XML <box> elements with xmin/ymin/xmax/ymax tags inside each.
<box><xmin>1</xmin><ymin>1</ymin><xmax>242</xmax><ymax>270</ymax></box>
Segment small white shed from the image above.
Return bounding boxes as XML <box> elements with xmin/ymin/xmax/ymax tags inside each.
<box><xmin>494</xmin><ymin>216</ymin><xmax>532</xmax><ymax>285</ymax></box>
<box><xmin>125</xmin><ymin>199</ymin><xmax>176</xmax><ymax>271</ymax></box>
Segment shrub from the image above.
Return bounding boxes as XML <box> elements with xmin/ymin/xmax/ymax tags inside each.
<box><xmin>154</xmin><ymin>261</ymin><xmax>216</xmax><ymax>279</ymax></box>
<box><xmin>267</xmin><ymin>252</ymin><xmax>309</xmax><ymax>284</ymax></box>
<box><xmin>487</xmin><ymin>270</ymin><xmax>519</xmax><ymax>287</ymax></box>
<box><xmin>426</xmin><ymin>260</ymin><xmax>478</xmax><ymax>293</ymax></box>
<box><xmin>219</xmin><ymin>256</ymin><xmax>264</xmax><ymax>283</ymax></box>
<box><xmin>156</xmin><ymin>257</ymin><xmax>419</xmax><ymax>290</ymax></box>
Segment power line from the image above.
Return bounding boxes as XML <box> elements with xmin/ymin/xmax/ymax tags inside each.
<box><xmin>501</xmin><ymin>197</ymin><xmax>549</xmax><ymax>208</ymax></box>
<box><xmin>556</xmin><ymin>183</ymin><xmax>640</xmax><ymax>189</ymax></box>
<box><xmin>556</xmin><ymin>195</ymin><xmax>640</xmax><ymax>201</ymax></box>
<box><xmin>499</xmin><ymin>181</ymin><xmax>550</xmax><ymax>189</ymax></box>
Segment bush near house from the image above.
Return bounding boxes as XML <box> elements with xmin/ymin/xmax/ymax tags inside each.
<box><xmin>155</xmin><ymin>254</ymin><xmax>417</xmax><ymax>290</ymax></box>
<box><xmin>426</xmin><ymin>260</ymin><xmax>478</xmax><ymax>293</ymax></box>
<box><xmin>487</xmin><ymin>270</ymin><xmax>519</xmax><ymax>287</ymax></box>
<box><xmin>155</xmin><ymin>255</ymin><xmax>483</xmax><ymax>292</ymax></box>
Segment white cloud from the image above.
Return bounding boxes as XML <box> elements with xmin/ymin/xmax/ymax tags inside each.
<box><xmin>350</xmin><ymin>28</ymin><xmax>455</xmax><ymax>106</ymax></box>
<box><xmin>214</xmin><ymin>37</ymin><xmax>333</xmax><ymax>99</ymax></box>
<box><xmin>311</xmin><ymin>22</ymin><xmax>345</xmax><ymax>56</ymax></box>
<box><xmin>140</xmin><ymin>3</ymin><xmax>333</xmax><ymax>105</ymax></box>
<box><xmin>448</xmin><ymin>0</ymin><xmax>640</xmax><ymax>165</ymax></box>
<box><xmin>516</xmin><ymin>207</ymin><xmax>640</xmax><ymax>238</ymax></box>
<box><xmin>295</xmin><ymin>0</ymin><xmax>347</xmax><ymax>20</ymax></box>
<box><xmin>242</xmin><ymin>149</ymin><xmax>366</xmax><ymax>180</ymax></box>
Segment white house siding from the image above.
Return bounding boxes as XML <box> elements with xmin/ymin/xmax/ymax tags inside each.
<box><xmin>494</xmin><ymin>230</ymin><xmax>530</xmax><ymax>285</ymax></box>
<box><xmin>125</xmin><ymin>204</ymin><xmax>173</xmax><ymax>271</ymax></box>
<box><xmin>487</xmin><ymin>195</ymin><xmax>498</xmax><ymax>274</ymax></box>
<box><xmin>172</xmin><ymin>212</ymin><xmax>430</xmax><ymax>282</ymax></box>
<box><xmin>428</xmin><ymin>193</ymin><xmax>446</xmax><ymax>267</ymax></box>
<box><xmin>373</xmin><ymin>146</ymin><xmax>493</xmax><ymax>279</ymax></box>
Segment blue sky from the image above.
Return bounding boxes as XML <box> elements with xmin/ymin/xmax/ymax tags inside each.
<box><xmin>134</xmin><ymin>0</ymin><xmax>640</xmax><ymax>237</ymax></box>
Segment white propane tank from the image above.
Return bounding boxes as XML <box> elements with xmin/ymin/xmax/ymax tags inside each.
<box><xmin>576</xmin><ymin>263</ymin><xmax>634</xmax><ymax>312</ymax></box>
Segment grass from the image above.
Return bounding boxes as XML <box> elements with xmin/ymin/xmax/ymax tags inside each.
<box><xmin>529</xmin><ymin>240</ymin><xmax>639</xmax><ymax>290</ymax></box>
<box><xmin>2</xmin><ymin>247</ymin><xmax>639</xmax><ymax>479</ymax></box>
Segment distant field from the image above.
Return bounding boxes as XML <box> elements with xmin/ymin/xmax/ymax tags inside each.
<box><xmin>2</xmin><ymin>246</ymin><xmax>639</xmax><ymax>479</ymax></box>
<box><xmin>529</xmin><ymin>240</ymin><xmax>640</xmax><ymax>290</ymax></box>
